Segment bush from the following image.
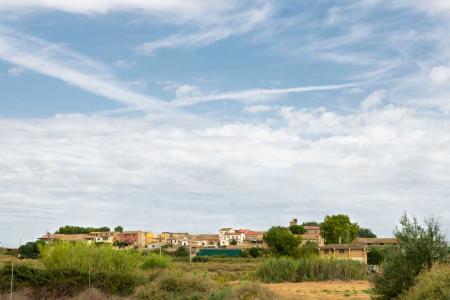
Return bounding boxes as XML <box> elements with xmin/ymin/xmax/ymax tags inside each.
<box><xmin>141</xmin><ymin>253</ymin><xmax>173</xmax><ymax>270</ymax></box>
<box><xmin>0</xmin><ymin>264</ymin><xmax>142</xmax><ymax>297</ymax></box>
<box><xmin>19</xmin><ymin>241</ymin><xmax>44</xmax><ymax>259</ymax></box>
<box><xmin>255</xmin><ymin>257</ymin><xmax>367</xmax><ymax>283</ymax></box>
<box><xmin>255</xmin><ymin>257</ymin><xmax>298</xmax><ymax>282</ymax></box>
<box><xmin>297</xmin><ymin>241</ymin><xmax>318</xmax><ymax>258</ymax></box>
<box><xmin>192</xmin><ymin>256</ymin><xmax>209</xmax><ymax>262</ymax></box>
<box><xmin>39</xmin><ymin>242</ymin><xmax>142</xmax><ymax>274</ymax></box>
<box><xmin>398</xmin><ymin>264</ymin><xmax>450</xmax><ymax>300</ymax></box>
<box><xmin>263</xmin><ymin>226</ymin><xmax>301</xmax><ymax>256</ymax></box>
<box><xmin>172</xmin><ymin>246</ymin><xmax>189</xmax><ymax>258</ymax></box>
<box><xmin>134</xmin><ymin>271</ymin><xmax>215</xmax><ymax>300</ymax></box>
<box><xmin>372</xmin><ymin>215</ymin><xmax>448</xmax><ymax>299</ymax></box>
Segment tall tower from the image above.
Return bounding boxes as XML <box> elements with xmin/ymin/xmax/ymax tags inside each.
<box><xmin>290</xmin><ymin>218</ymin><xmax>298</xmax><ymax>226</ymax></box>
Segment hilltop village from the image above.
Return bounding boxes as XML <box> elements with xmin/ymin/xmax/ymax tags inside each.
<box><xmin>38</xmin><ymin>218</ymin><xmax>397</xmax><ymax>264</ymax></box>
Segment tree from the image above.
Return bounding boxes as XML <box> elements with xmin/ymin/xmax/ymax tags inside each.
<box><xmin>320</xmin><ymin>214</ymin><xmax>358</xmax><ymax>244</ymax></box>
<box><xmin>289</xmin><ymin>224</ymin><xmax>306</xmax><ymax>235</ymax></box>
<box><xmin>302</xmin><ymin>221</ymin><xmax>320</xmax><ymax>227</ymax></box>
<box><xmin>358</xmin><ymin>227</ymin><xmax>377</xmax><ymax>238</ymax></box>
<box><xmin>229</xmin><ymin>239</ymin><xmax>238</xmax><ymax>245</ymax></box>
<box><xmin>373</xmin><ymin>214</ymin><xmax>448</xmax><ymax>299</ymax></box>
<box><xmin>298</xmin><ymin>241</ymin><xmax>319</xmax><ymax>258</ymax></box>
<box><xmin>263</xmin><ymin>226</ymin><xmax>301</xmax><ymax>256</ymax></box>
<box><xmin>19</xmin><ymin>241</ymin><xmax>44</xmax><ymax>259</ymax></box>
<box><xmin>173</xmin><ymin>246</ymin><xmax>189</xmax><ymax>257</ymax></box>
<box><xmin>55</xmin><ymin>225</ymin><xmax>110</xmax><ymax>234</ymax></box>
<box><xmin>114</xmin><ymin>226</ymin><xmax>123</xmax><ymax>233</ymax></box>
<box><xmin>367</xmin><ymin>246</ymin><xmax>384</xmax><ymax>265</ymax></box>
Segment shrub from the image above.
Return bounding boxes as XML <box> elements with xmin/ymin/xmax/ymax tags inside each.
<box><xmin>172</xmin><ymin>246</ymin><xmax>189</xmax><ymax>258</ymax></box>
<box><xmin>297</xmin><ymin>241</ymin><xmax>318</xmax><ymax>258</ymax></box>
<box><xmin>209</xmin><ymin>281</ymin><xmax>278</xmax><ymax>300</ymax></box>
<box><xmin>39</xmin><ymin>242</ymin><xmax>142</xmax><ymax>274</ymax></box>
<box><xmin>0</xmin><ymin>264</ymin><xmax>142</xmax><ymax>297</ymax></box>
<box><xmin>263</xmin><ymin>226</ymin><xmax>301</xmax><ymax>256</ymax></box>
<box><xmin>192</xmin><ymin>256</ymin><xmax>209</xmax><ymax>262</ymax></box>
<box><xmin>372</xmin><ymin>214</ymin><xmax>448</xmax><ymax>299</ymax></box>
<box><xmin>398</xmin><ymin>264</ymin><xmax>450</xmax><ymax>300</ymax></box>
<box><xmin>134</xmin><ymin>271</ymin><xmax>215</xmax><ymax>300</ymax></box>
<box><xmin>255</xmin><ymin>257</ymin><xmax>298</xmax><ymax>282</ymax></box>
<box><xmin>19</xmin><ymin>241</ymin><xmax>44</xmax><ymax>259</ymax></box>
<box><xmin>140</xmin><ymin>253</ymin><xmax>173</xmax><ymax>270</ymax></box>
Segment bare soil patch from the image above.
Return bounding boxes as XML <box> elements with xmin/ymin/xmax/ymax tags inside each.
<box><xmin>265</xmin><ymin>280</ymin><xmax>372</xmax><ymax>300</ymax></box>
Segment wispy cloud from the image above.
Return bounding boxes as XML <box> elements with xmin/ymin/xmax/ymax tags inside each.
<box><xmin>0</xmin><ymin>28</ymin><xmax>171</xmax><ymax>113</ymax></box>
<box><xmin>171</xmin><ymin>83</ymin><xmax>357</xmax><ymax>107</ymax></box>
<box><xmin>136</xmin><ymin>3</ymin><xmax>272</xmax><ymax>55</ymax></box>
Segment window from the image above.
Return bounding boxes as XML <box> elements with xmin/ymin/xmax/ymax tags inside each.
<box><xmin>339</xmin><ymin>249</ymin><xmax>345</xmax><ymax>253</ymax></box>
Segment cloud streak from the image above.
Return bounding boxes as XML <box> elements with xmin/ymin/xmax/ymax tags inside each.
<box><xmin>0</xmin><ymin>28</ymin><xmax>171</xmax><ymax>113</ymax></box>
<box><xmin>171</xmin><ymin>83</ymin><xmax>357</xmax><ymax>107</ymax></box>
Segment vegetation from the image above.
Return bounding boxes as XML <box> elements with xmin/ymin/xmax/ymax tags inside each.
<box><xmin>321</xmin><ymin>214</ymin><xmax>359</xmax><ymax>244</ymax></box>
<box><xmin>172</xmin><ymin>246</ymin><xmax>189</xmax><ymax>257</ymax></box>
<box><xmin>372</xmin><ymin>214</ymin><xmax>448</xmax><ymax>299</ymax></box>
<box><xmin>297</xmin><ymin>241</ymin><xmax>319</xmax><ymax>258</ymax></box>
<box><xmin>263</xmin><ymin>226</ymin><xmax>301</xmax><ymax>256</ymax></box>
<box><xmin>39</xmin><ymin>242</ymin><xmax>142</xmax><ymax>274</ymax></box>
<box><xmin>302</xmin><ymin>221</ymin><xmax>320</xmax><ymax>226</ymax></box>
<box><xmin>55</xmin><ymin>225</ymin><xmax>110</xmax><ymax>234</ymax></box>
<box><xmin>398</xmin><ymin>264</ymin><xmax>450</xmax><ymax>300</ymax></box>
<box><xmin>288</xmin><ymin>224</ymin><xmax>306</xmax><ymax>235</ymax></box>
<box><xmin>114</xmin><ymin>225</ymin><xmax>124</xmax><ymax>233</ymax></box>
<box><xmin>141</xmin><ymin>253</ymin><xmax>173</xmax><ymax>270</ymax></box>
<box><xmin>255</xmin><ymin>256</ymin><xmax>367</xmax><ymax>283</ymax></box>
<box><xmin>367</xmin><ymin>246</ymin><xmax>384</xmax><ymax>265</ymax></box>
<box><xmin>358</xmin><ymin>227</ymin><xmax>377</xmax><ymax>238</ymax></box>
<box><xmin>19</xmin><ymin>241</ymin><xmax>44</xmax><ymax>259</ymax></box>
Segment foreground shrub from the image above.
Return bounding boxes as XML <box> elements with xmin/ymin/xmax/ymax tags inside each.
<box><xmin>39</xmin><ymin>242</ymin><xmax>142</xmax><ymax>274</ymax></box>
<box><xmin>134</xmin><ymin>271</ymin><xmax>214</xmax><ymax>299</ymax></box>
<box><xmin>398</xmin><ymin>264</ymin><xmax>450</xmax><ymax>300</ymax></box>
<box><xmin>296</xmin><ymin>257</ymin><xmax>366</xmax><ymax>281</ymax></box>
<box><xmin>372</xmin><ymin>215</ymin><xmax>448</xmax><ymax>299</ymax></box>
<box><xmin>140</xmin><ymin>253</ymin><xmax>173</xmax><ymax>270</ymax></box>
<box><xmin>0</xmin><ymin>263</ymin><xmax>142</xmax><ymax>297</ymax></box>
<box><xmin>255</xmin><ymin>257</ymin><xmax>366</xmax><ymax>283</ymax></box>
<box><xmin>255</xmin><ymin>257</ymin><xmax>298</xmax><ymax>282</ymax></box>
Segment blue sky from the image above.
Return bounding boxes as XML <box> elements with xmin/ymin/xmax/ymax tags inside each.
<box><xmin>1</xmin><ymin>1</ymin><xmax>450</xmax><ymax>247</ymax></box>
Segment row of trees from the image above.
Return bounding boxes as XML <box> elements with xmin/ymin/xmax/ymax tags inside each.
<box><xmin>55</xmin><ymin>225</ymin><xmax>124</xmax><ymax>234</ymax></box>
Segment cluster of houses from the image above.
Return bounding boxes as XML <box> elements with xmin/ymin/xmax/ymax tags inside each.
<box><xmin>39</xmin><ymin>218</ymin><xmax>398</xmax><ymax>264</ymax></box>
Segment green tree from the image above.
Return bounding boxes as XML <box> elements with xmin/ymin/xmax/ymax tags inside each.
<box><xmin>229</xmin><ymin>239</ymin><xmax>238</xmax><ymax>245</ymax></box>
<box><xmin>55</xmin><ymin>225</ymin><xmax>110</xmax><ymax>234</ymax></box>
<box><xmin>263</xmin><ymin>226</ymin><xmax>301</xmax><ymax>256</ymax></box>
<box><xmin>289</xmin><ymin>224</ymin><xmax>306</xmax><ymax>235</ymax></box>
<box><xmin>114</xmin><ymin>226</ymin><xmax>124</xmax><ymax>233</ymax></box>
<box><xmin>367</xmin><ymin>246</ymin><xmax>384</xmax><ymax>265</ymax></box>
<box><xmin>19</xmin><ymin>241</ymin><xmax>44</xmax><ymax>259</ymax></box>
<box><xmin>358</xmin><ymin>227</ymin><xmax>377</xmax><ymax>238</ymax></box>
<box><xmin>320</xmin><ymin>214</ymin><xmax>359</xmax><ymax>244</ymax></box>
<box><xmin>173</xmin><ymin>246</ymin><xmax>189</xmax><ymax>257</ymax></box>
<box><xmin>373</xmin><ymin>214</ymin><xmax>448</xmax><ymax>299</ymax></box>
<box><xmin>301</xmin><ymin>221</ymin><xmax>320</xmax><ymax>227</ymax></box>
<box><xmin>297</xmin><ymin>241</ymin><xmax>318</xmax><ymax>258</ymax></box>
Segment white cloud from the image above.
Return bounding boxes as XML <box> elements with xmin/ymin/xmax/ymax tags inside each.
<box><xmin>171</xmin><ymin>83</ymin><xmax>357</xmax><ymax>107</ymax></box>
<box><xmin>0</xmin><ymin>28</ymin><xmax>171</xmax><ymax>113</ymax></box>
<box><xmin>113</xmin><ymin>59</ymin><xmax>135</xmax><ymax>70</ymax></box>
<box><xmin>361</xmin><ymin>90</ymin><xmax>386</xmax><ymax>110</ymax></box>
<box><xmin>136</xmin><ymin>3</ymin><xmax>272</xmax><ymax>55</ymax></box>
<box><xmin>1</xmin><ymin>104</ymin><xmax>450</xmax><ymax>246</ymax></box>
<box><xmin>429</xmin><ymin>66</ymin><xmax>450</xmax><ymax>85</ymax></box>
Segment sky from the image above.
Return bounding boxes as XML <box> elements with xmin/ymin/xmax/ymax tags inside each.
<box><xmin>1</xmin><ymin>0</ymin><xmax>450</xmax><ymax>247</ymax></box>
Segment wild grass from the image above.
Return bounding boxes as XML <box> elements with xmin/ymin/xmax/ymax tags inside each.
<box><xmin>397</xmin><ymin>264</ymin><xmax>450</xmax><ymax>300</ymax></box>
<box><xmin>255</xmin><ymin>256</ymin><xmax>367</xmax><ymax>283</ymax></box>
<box><xmin>39</xmin><ymin>242</ymin><xmax>142</xmax><ymax>274</ymax></box>
<box><xmin>140</xmin><ymin>253</ymin><xmax>173</xmax><ymax>270</ymax></box>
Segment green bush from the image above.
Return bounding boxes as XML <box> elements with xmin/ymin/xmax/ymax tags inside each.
<box><xmin>39</xmin><ymin>242</ymin><xmax>142</xmax><ymax>274</ymax></box>
<box><xmin>255</xmin><ymin>257</ymin><xmax>366</xmax><ymax>283</ymax></box>
<box><xmin>141</xmin><ymin>253</ymin><xmax>173</xmax><ymax>270</ymax></box>
<box><xmin>0</xmin><ymin>264</ymin><xmax>142</xmax><ymax>297</ymax></box>
<box><xmin>134</xmin><ymin>271</ymin><xmax>214</xmax><ymax>300</ymax></box>
<box><xmin>255</xmin><ymin>257</ymin><xmax>298</xmax><ymax>282</ymax></box>
<box><xmin>398</xmin><ymin>264</ymin><xmax>450</xmax><ymax>300</ymax></box>
<box><xmin>367</xmin><ymin>246</ymin><xmax>384</xmax><ymax>265</ymax></box>
<box><xmin>192</xmin><ymin>256</ymin><xmax>209</xmax><ymax>262</ymax></box>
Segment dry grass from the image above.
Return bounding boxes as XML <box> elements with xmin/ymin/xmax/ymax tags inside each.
<box><xmin>265</xmin><ymin>280</ymin><xmax>373</xmax><ymax>300</ymax></box>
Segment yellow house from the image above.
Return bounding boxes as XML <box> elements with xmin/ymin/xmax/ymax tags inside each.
<box><xmin>319</xmin><ymin>243</ymin><xmax>367</xmax><ymax>264</ymax></box>
<box><xmin>145</xmin><ymin>231</ymin><xmax>156</xmax><ymax>244</ymax></box>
